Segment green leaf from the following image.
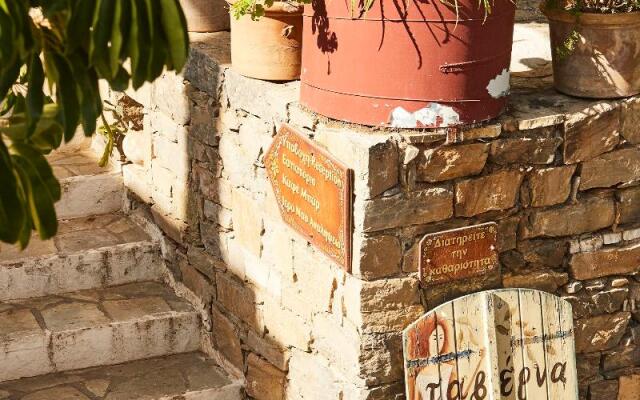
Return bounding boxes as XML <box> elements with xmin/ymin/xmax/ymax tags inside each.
<box><xmin>0</xmin><ymin>140</ymin><xmax>24</xmax><ymax>243</ymax></box>
<box><xmin>68</xmin><ymin>53</ymin><xmax>102</xmax><ymax>136</ymax></box>
<box><xmin>11</xmin><ymin>142</ymin><xmax>61</xmax><ymax>202</ymax></box>
<box><xmin>0</xmin><ymin>61</ymin><xmax>20</xmax><ymax>103</ymax></box>
<box><xmin>12</xmin><ymin>159</ymin><xmax>33</xmax><ymax>249</ymax></box>
<box><xmin>159</xmin><ymin>0</ymin><xmax>189</xmax><ymax>72</ymax></box>
<box><xmin>89</xmin><ymin>0</ymin><xmax>115</xmax><ymax>78</ymax></box>
<box><xmin>51</xmin><ymin>54</ymin><xmax>80</xmax><ymax>142</ymax></box>
<box><xmin>130</xmin><ymin>0</ymin><xmax>151</xmax><ymax>89</ymax></box>
<box><xmin>67</xmin><ymin>0</ymin><xmax>96</xmax><ymax>51</ymax></box>
<box><xmin>12</xmin><ymin>154</ymin><xmax>58</xmax><ymax>241</ymax></box>
<box><xmin>26</xmin><ymin>54</ymin><xmax>45</xmax><ymax>135</ymax></box>
<box><xmin>109</xmin><ymin>0</ymin><xmax>124</xmax><ymax>78</ymax></box>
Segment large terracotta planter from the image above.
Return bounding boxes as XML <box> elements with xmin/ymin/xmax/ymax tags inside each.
<box><xmin>230</xmin><ymin>2</ymin><xmax>303</xmax><ymax>81</ymax></box>
<box><xmin>300</xmin><ymin>0</ymin><xmax>516</xmax><ymax>128</ymax></box>
<box><xmin>179</xmin><ymin>0</ymin><xmax>230</xmax><ymax>32</ymax></box>
<box><xmin>542</xmin><ymin>7</ymin><xmax>640</xmax><ymax>98</ymax></box>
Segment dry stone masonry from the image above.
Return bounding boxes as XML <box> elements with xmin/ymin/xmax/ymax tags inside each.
<box><xmin>94</xmin><ymin>27</ymin><xmax>640</xmax><ymax>400</ymax></box>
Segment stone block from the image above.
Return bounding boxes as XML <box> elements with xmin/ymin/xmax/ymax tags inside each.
<box><xmin>246</xmin><ymin>330</ymin><xmax>290</xmax><ymax>371</ymax></box>
<box><xmin>122</xmin><ymin>129</ymin><xmax>152</xmax><ymax>167</ymax></box>
<box><xmin>149</xmin><ymin>109</ymin><xmax>188</xmax><ymax>143</ymax></box>
<box><xmin>517</xmin><ymin>239</ymin><xmax>567</xmax><ymax>268</ymax></box>
<box><xmin>211</xmin><ymin>307</ymin><xmax>244</xmax><ymax>370</ymax></box>
<box><xmin>581</xmin><ymin>148</ymin><xmax>640</xmax><ymax>190</ymax></box>
<box><xmin>564</xmin><ymin>105</ymin><xmax>620</xmax><ymax>164</ymax></box>
<box><xmin>286</xmin><ymin>350</ymin><xmax>345</xmax><ymax>400</ymax></box>
<box><xmin>123</xmin><ymin>164</ymin><xmax>153</xmax><ymax>203</ymax></box>
<box><xmin>589</xmin><ymin>380</ymin><xmax>619</xmax><ymax>399</ymax></box>
<box><xmin>56</xmin><ymin>172</ymin><xmax>123</xmax><ymax>220</ymax></box>
<box><xmin>361</xmin><ymin>187</ymin><xmax>453</xmax><ymax>232</ymax></box>
<box><xmin>315</xmin><ymin>128</ymin><xmax>399</xmax><ymax>199</ymax></box>
<box><xmin>574</xmin><ymin>312</ymin><xmax>631</xmax><ymax>353</ymax></box>
<box><xmin>618</xmin><ymin>374</ymin><xmax>640</xmax><ymax>400</ymax></box>
<box><xmin>188</xmin><ymin>246</ymin><xmax>222</xmax><ymax>281</ymax></box>
<box><xmin>527</xmin><ymin>165</ymin><xmax>576</xmax><ymax>207</ymax></box>
<box><xmin>521</xmin><ymin>195</ymin><xmax>615</xmax><ymax>238</ymax></box>
<box><xmin>352</xmin><ymin>235</ymin><xmax>402</xmax><ymax>280</ymax></box>
<box><xmin>150</xmin><ymin>71</ymin><xmax>191</xmax><ymax>125</ymax></box>
<box><xmin>153</xmin><ymin>134</ymin><xmax>191</xmax><ymax>180</ymax></box>
<box><xmin>216</xmin><ymin>272</ymin><xmax>260</xmax><ymax>330</ymax></box>
<box><xmin>416</xmin><ymin>143</ymin><xmax>490</xmax><ymax>182</ymax></box>
<box><xmin>621</xmin><ymin>99</ymin><xmax>640</xmax><ymax>145</ymax></box>
<box><xmin>262</xmin><ymin>296</ymin><xmax>311</xmax><ymax>350</ymax></box>
<box><xmin>570</xmin><ymin>243</ymin><xmax>640</xmax><ymax>280</ymax></box>
<box><xmin>455</xmin><ymin>170</ymin><xmax>524</xmax><ymax>217</ymax></box>
<box><xmin>490</xmin><ymin>137</ymin><xmax>562</xmax><ymax>165</ymax></box>
<box><xmin>232</xmin><ymin>189</ymin><xmax>264</xmax><ymax>257</ymax></box>
<box><xmin>312</xmin><ymin>314</ymin><xmax>361</xmax><ymax>379</ymax></box>
<box><xmin>246</xmin><ymin>354</ymin><xmax>286</xmax><ymax>400</ymax></box>
<box><xmin>224</xmin><ymin>69</ymin><xmax>297</xmax><ymax>122</ymax></box>
<box><xmin>179</xmin><ymin>259</ymin><xmax>215</xmax><ymax>305</ymax></box>
<box><xmin>503</xmin><ymin>271</ymin><xmax>569</xmax><ymax>293</ymax></box>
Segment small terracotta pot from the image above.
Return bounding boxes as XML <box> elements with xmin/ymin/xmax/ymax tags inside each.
<box><xmin>230</xmin><ymin>2</ymin><xmax>303</xmax><ymax>81</ymax></box>
<box><xmin>179</xmin><ymin>0</ymin><xmax>230</xmax><ymax>32</ymax></box>
<box><xmin>542</xmin><ymin>7</ymin><xmax>640</xmax><ymax>98</ymax></box>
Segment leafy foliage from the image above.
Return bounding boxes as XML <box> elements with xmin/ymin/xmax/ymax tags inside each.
<box><xmin>230</xmin><ymin>0</ymin><xmax>308</xmax><ymax>20</ymax></box>
<box><xmin>0</xmin><ymin>0</ymin><xmax>189</xmax><ymax>249</ymax></box>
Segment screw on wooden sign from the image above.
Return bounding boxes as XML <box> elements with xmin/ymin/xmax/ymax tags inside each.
<box><xmin>419</xmin><ymin>223</ymin><xmax>498</xmax><ymax>287</ymax></box>
<box><xmin>264</xmin><ymin>124</ymin><xmax>352</xmax><ymax>271</ymax></box>
<box><xmin>403</xmin><ymin>289</ymin><xmax>579</xmax><ymax>400</ymax></box>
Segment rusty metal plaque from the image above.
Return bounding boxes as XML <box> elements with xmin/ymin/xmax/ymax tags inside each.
<box><xmin>419</xmin><ymin>223</ymin><xmax>498</xmax><ymax>286</ymax></box>
<box><xmin>264</xmin><ymin>124</ymin><xmax>352</xmax><ymax>271</ymax></box>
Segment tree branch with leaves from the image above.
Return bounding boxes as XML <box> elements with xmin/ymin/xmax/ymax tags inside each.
<box><xmin>0</xmin><ymin>0</ymin><xmax>189</xmax><ymax>248</ymax></box>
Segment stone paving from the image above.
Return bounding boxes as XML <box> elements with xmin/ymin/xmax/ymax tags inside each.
<box><xmin>0</xmin><ymin>213</ymin><xmax>149</xmax><ymax>262</ymax></box>
<box><xmin>49</xmin><ymin>149</ymin><xmax>108</xmax><ymax>180</ymax></box>
<box><xmin>0</xmin><ymin>282</ymin><xmax>200</xmax><ymax>382</ymax></box>
<box><xmin>0</xmin><ymin>352</ymin><xmax>241</xmax><ymax>400</ymax></box>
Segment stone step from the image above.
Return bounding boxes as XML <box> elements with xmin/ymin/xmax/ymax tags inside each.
<box><xmin>0</xmin><ymin>352</ymin><xmax>243</xmax><ymax>399</ymax></box>
<box><xmin>0</xmin><ymin>213</ymin><xmax>162</xmax><ymax>302</ymax></box>
<box><xmin>49</xmin><ymin>148</ymin><xmax>123</xmax><ymax>220</ymax></box>
<box><xmin>0</xmin><ymin>282</ymin><xmax>201</xmax><ymax>382</ymax></box>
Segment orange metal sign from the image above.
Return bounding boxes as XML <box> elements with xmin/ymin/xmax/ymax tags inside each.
<box><xmin>419</xmin><ymin>223</ymin><xmax>499</xmax><ymax>286</ymax></box>
<box><xmin>265</xmin><ymin>124</ymin><xmax>352</xmax><ymax>271</ymax></box>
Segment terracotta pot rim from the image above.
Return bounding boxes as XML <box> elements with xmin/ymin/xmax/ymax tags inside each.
<box><xmin>541</xmin><ymin>5</ymin><xmax>640</xmax><ymax>26</ymax></box>
<box><xmin>227</xmin><ymin>0</ymin><xmax>303</xmax><ymax>15</ymax></box>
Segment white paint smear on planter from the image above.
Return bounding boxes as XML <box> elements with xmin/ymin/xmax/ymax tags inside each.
<box><xmin>487</xmin><ymin>68</ymin><xmax>511</xmax><ymax>98</ymax></box>
<box><xmin>390</xmin><ymin>104</ymin><xmax>461</xmax><ymax>128</ymax></box>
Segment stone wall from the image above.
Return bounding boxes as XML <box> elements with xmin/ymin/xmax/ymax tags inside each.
<box><xmin>102</xmin><ymin>32</ymin><xmax>639</xmax><ymax>400</ymax></box>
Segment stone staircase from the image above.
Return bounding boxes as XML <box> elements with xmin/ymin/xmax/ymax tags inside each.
<box><xmin>0</xmin><ymin>145</ymin><xmax>243</xmax><ymax>399</ymax></box>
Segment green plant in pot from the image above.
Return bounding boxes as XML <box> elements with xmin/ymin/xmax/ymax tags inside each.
<box><xmin>229</xmin><ymin>0</ymin><xmax>308</xmax><ymax>81</ymax></box>
<box><xmin>542</xmin><ymin>0</ymin><xmax>640</xmax><ymax>98</ymax></box>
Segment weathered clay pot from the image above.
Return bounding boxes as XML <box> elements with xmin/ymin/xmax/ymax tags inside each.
<box><xmin>300</xmin><ymin>0</ymin><xmax>516</xmax><ymax>128</ymax></box>
<box><xmin>179</xmin><ymin>0</ymin><xmax>230</xmax><ymax>32</ymax></box>
<box><xmin>543</xmin><ymin>7</ymin><xmax>640</xmax><ymax>98</ymax></box>
<box><xmin>230</xmin><ymin>2</ymin><xmax>303</xmax><ymax>81</ymax></box>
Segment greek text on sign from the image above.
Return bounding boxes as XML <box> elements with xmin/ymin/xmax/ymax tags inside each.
<box><xmin>419</xmin><ymin>223</ymin><xmax>498</xmax><ymax>286</ymax></box>
<box><xmin>403</xmin><ymin>289</ymin><xmax>578</xmax><ymax>400</ymax></box>
<box><xmin>264</xmin><ymin>124</ymin><xmax>352</xmax><ymax>271</ymax></box>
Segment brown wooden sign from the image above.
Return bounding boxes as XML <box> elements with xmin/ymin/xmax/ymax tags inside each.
<box><xmin>264</xmin><ymin>124</ymin><xmax>352</xmax><ymax>271</ymax></box>
<box><xmin>403</xmin><ymin>289</ymin><xmax>579</xmax><ymax>400</ymax></box>
<box><xmin>419</xmin><ymin>223</ymin><xmax>498</xmax><ymax>286</ymax></box>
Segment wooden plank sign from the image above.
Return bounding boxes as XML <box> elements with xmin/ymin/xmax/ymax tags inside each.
<box><xmin>403</xmin><ymin>289</ymin><xmax>578</xmax><ymax>400</ymax></box>
<box><xmin>264</xmin><ymin>124</ymin><xmax>352</xmax><ymax>271</ymax></box>
<box><xmin>419</xmin><ymin>223</ymin><xmax>499</xmax><ymax>286</ymax></box>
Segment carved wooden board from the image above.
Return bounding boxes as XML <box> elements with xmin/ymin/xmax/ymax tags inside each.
<box><xmin>419</xmin><ymin>223</ymin><xmax>499</xmax><ymax>286</ymax></box>
<box><xmin>403</xmin><ymin>289</ymin><xmax>578</xmax><ymax>400</ymax></box>
<box><xmin>265</xmin><ymin>124</ymin><xmax>352</xmax><ymax>271</ymax></box>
